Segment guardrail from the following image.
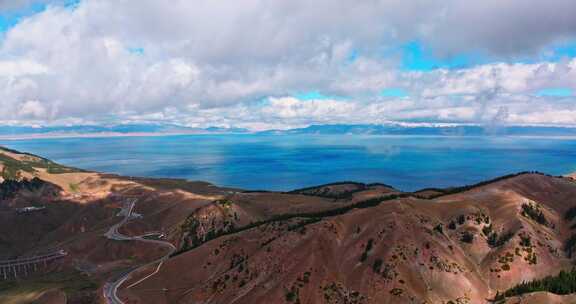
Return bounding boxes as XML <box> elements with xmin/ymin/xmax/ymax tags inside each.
<box><xmin>0</xmin><ymin>250</ymin><xmax>67</xmax><ymax>280</ymax></box>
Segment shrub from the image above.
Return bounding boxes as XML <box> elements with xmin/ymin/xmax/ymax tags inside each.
<box><xmin>566</xmin><ymin>207</ymin><xmax>576</xmax><ymax>221</ymax></box>
<box><xmin>285</xmin><ymin>288</ymin><xmax>298</xmax><ymax>302</ymax></box>
<box><xmin>482</xmin><ymin>224</ymin><xmax>493</xmax><ymax>236</ymax></box>
<box><xmin>487</xmin><ymin>231</ymin><xmax>514</xmax><ymax>248</ymax></box>
<box><xmin>461</xmin><ymin>231</ymin><xmax>474</xmax><ymax>243</ymax></box>
<box><xmin>457</xmin><ymin>215</ymin><xmax>466</xmax><ymax>225</ymax></box>
<box><xmin>174</xmin><ymin>192</ymin><xmax>416</xmax><ymax>257</ymax></box>
<box><xmin>503</xmin><ymin>268</ymin><xmax>576</xmax><ymax>297</ymax></box>
<box><xmin>565</xmin><ymin>234</ymin><xmax>576</xmax><ymax>258</ymax></box>
<box><xmin>390</xmin><ymin>288</ymin><xmax>403</xmax><ymax>296</ymax></box>
<box><xmin>372</xmin><ymin>258</ymin><xmax>383</xmax><ymax>273</ymax></box>
<box><xmin>521</xmin><ymin>203</ymin><xmax>548</xmax><ymax>226</ymax></box>
<box><xmin>433</xmin><ymin>224</ymin><xmax>443</xmax><ymax>234</ymax></box>
<box><xmin>487</xmin><ymin>233</ymin><xmax>498</xmax><ymax>246</ymax></box>
<box><xmin>422</xmin><ymin>171</ymin><xmax>551</xmax><ymax>199</ymax></box>
<box><xmin>360</xmin><ymin>239</ymin><xmax>374</xmax><ymax>262</ymax></box>
<box><xmin>520</xmin><ymin>235</ymin><xmax>532</xmax><ymax>247</ymax></box>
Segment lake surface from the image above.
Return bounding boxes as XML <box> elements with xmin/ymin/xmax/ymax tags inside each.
<box><xmin>2</xmin><ymin>134</ymin><xmax>576</xmax><ymax>191</ymax></box>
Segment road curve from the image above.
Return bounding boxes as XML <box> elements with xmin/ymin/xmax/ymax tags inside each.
<box><xmin>103</xmin><ymin>198</ymin><xmax>176</xmax><ymax>304</ymax></box>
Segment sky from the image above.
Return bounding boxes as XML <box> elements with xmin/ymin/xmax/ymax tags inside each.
<box><xmin>0</xmin><ymin>0</ymin><xmax>575</xmax><ymax>130</ymax></box>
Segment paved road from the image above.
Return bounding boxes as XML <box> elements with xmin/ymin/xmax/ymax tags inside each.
<box><xmin>103</xmin><ymin>198</ymin><xmax>176</xmax><ymax>304</ymax></box>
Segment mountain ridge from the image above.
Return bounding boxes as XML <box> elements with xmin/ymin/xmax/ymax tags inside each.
<box><xmin>2</xmin><ymin>123</ymin><xmax>576</xmax><ymax>139</ymax></box>
<box><xmin>1</xmin><ymin>146</ymin><xmax>576</xmax><ymax>304</ymax></box>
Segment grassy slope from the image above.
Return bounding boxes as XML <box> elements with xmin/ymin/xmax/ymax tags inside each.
<box><xmin>0</xmin><ymin>271</ymin><xmax>97</xmax><ymax>304</ymax></box>
<box><xmin>0</xmin><ymin>147</ymin><xmax>81</xmax><ymax>180</ymax></box>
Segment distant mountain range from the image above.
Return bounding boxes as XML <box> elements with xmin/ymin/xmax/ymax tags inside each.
<box><xmin>263</xmin><ymin>124</ymin><xmax>576</xmax><ymax>136</ymax></box>
<box><xmin>0</xmin><ymin>124</ymin><xmax>249</xmax><ymax>138</ymax></box>
<box><xmin>0</xmin><ymin>123</ymin><xmax>575</xmax><ymax>138</ymax></box>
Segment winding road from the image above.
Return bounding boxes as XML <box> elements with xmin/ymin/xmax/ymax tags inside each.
<box><xmin>103</xmin><ymin>198</ymin><xmax>176</xmax><ymax>304</ymax></box>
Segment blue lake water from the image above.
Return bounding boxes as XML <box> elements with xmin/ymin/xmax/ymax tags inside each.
<box><xmin>2</xmin><ymin>134</ymin><xmax>576</xmax><ymax>191</ymax></box>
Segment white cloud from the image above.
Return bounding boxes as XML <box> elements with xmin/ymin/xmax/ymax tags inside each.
<box><xmin>0</xmin><ymin>0</ymin><xmax>575</xmax><ymax>128</ymax></box>
<box><xmin>142</xmin><ymin>90</ymin><xmax>574</xmax><ymax>131</ymax></box>
<box><xmin>0</xmin><ymin>59</ymin><xmax>47</xmax><ymax>76</ymax></box>
<box><xmin>17</xmin><ymin>100</ymin><xmax>48</xmax><ymax>118</ymax></box>
<box><xmin>0</xmin><ymin>0</ymin><xmax>36</xmax><ymax>11</ymax></box>
<box><xmin>428</xmin><ymin>0</ymin><xmax>576</xmax><ymax>56</ymax></box>
<box><xmin>414</xmin><ymin>60</ymin><xmax>576</xmax><ymax>98</ymax></box>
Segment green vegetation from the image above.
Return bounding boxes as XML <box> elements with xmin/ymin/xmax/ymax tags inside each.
<box><xmin>486</xmin><ymin>233</ymin><xmax>497</xmax><ymax>247</ymax></box>
<box><xmin>564</xmin><ymin>234</ymin><xmax>576</xmax><ymax>258</ymax></box>
<box><xmin>69</xmin><ymin>183</ymin><xmax>80</xmax><ymax>193</ymax></box>
<box><xmin>0</xmin><ymin>178</ymin><xmax>57</xmax><ymax>200</ymax></box>
<box><xmin>525</xmin><ymin>251</ymin><xmax>538</xmax><ymax>265</ymax></box>
<box><xmin>460</xmin><ymin>231</ymin><xmax>474</xmax><ymax>243</ymax></box>
<box><xmin>0</xmin><ymin>148</ymin><xmax>80</xmax><ymax>180</ymax></box>
<box><xmin>285</xmin><ymin>288</ymin><xmax>298</xmax><ymax>302</ymax></box>
<box><xmin>180</xmin><ymin>213</ymin><xmax>237</xmax><ymax>250</ymax></box>
<box><xmin>433</xmin><ymin>224</ymin><xmax>443</xmax><ymax>234</ymax></box>
<box><xmin>285</xmin><ymin>272</ymin><xmax>311</xmax><ymax>303</ymax></box>
<box><xmin>493</xmin><ymin>268</ymin><xmax>576</xmax><ymax>301</ymax></box>
<box><xmin>487</xmin><ymin>231</ymin><xmax>514</xmax><ymax>248</ymax></box>
<box><xmin>25</xmin><ymin>156</ymin><xmax>79</xmax><ymax>174</ymax></box>
<box><xmin>360</xmin><ymin>239</ymin><xmax>374</xmax><ymax>262</ymax></box>
<box><xmin>175</xmin><ymin>193</ymin><xmax>411</xmax><ymax>256</ymax></box>
<box><xmin>390</xmin><ymin>288</ymin><xmax>403</xmax><ymax>296</ymax></box>
<box><xmin>322</xmin><ymin>282</ymin><xmax>366</xmax><ymax>304</ymax></box>
<box><xmin>372</xmin><ymin>258</ymin><xmax>383</xmax><ymax>273</ymax></box>
<box><xmin>565</xmin><ymin>207</ymin><xmax>576</xmax><ymax>221</ymax></box>
<box><xmin>519</xmin><ymin>234</ymin><xmax>532</xmax><ymax>247</ymax></box>
<box><xmin>416</xmin><ymin>171</ymin><xmax>555</xmax><ymax>199</ymax></box>
<box><xmin>287</xmin><ymin>218</ymin><xmax>321</xmax><ymax>235</ymax></box>
<box><xmin>216</xmin><ymin>199</ymin><xmax>233</xmax><ymax>208</ymax></box>
<box><xmin>482</xmin><ymin>224</ymin><xmax>493</xmax><ymax>236</ymax></box>
<box><xmin>289</xmin><ymin>181</ymin><xmax>395</xmax><ymax>200</ymax></box>
<box><xmin>498</xmin><ymin>252</ymin><xmax>514</xmax><ymax>263</ymax></box>
<box><xmin>0</xmin><ymin>154</ymin><xmax>36</xmax><ymax>180</ymax></box>
<box><xmin>457</xmin><ymin>214</ymin><xmax>466</xmax><ymax>225</ymax></box>
<box><xmin>0</xmin><ymin>271</ymin><xmax>97</xmax><ymax>303</ymax></box>
<box><xmin>521</xmin><ymin>202</ymin><xmax>548</xmax><ymax>226</ymax></box>
<box><xmin>290</xmin><ymin>181</ymin><xmax>367</xmax><ymax>199</ymax></box>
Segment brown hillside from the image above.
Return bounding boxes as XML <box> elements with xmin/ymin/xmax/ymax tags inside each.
<box><xmin>2</xmin><ymin>146</ymin><xmax>576</xmax><ymax>304</ymax></box>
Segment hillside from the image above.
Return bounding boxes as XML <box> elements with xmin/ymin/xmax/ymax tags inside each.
<box><xmin>1</xmin><ymin>146</ymin><xmax>576</xmax><ymax>304</ymax></box>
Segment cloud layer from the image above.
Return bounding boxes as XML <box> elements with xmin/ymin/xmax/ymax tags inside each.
<box><xmin>0</xmin><ymin>0</ymin><xmax>575</xmax><ymax>129</ymax></box>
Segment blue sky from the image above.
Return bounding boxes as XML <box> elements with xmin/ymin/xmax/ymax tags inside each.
<box><xmin>0</xmin><ymin>0</ymin><xmax>79</xmax><ymax>32</ymax></box>
<box><xmin>401</xmin><ymin>41</ymin><xmax>483</xmax><ymax>71</ymax></box>
<box><xmin>380</xmin><ymin>88</ymin><xmax>408</xmax><ymax>98</ymax></box>
<box><xmin>0</xmin><ymin>2</ymin><xmax>45</xmax><ymax>32</ymax></box>
<box><xmin>0</xmin><ymin>0</ymin><xmax>575</xmax><ymax>129</ymax></box>
<box><xmin>537</xmin><ymin>88</ymin><xmax>573</xmax><ymax>97</ymax></box>
<box><xmin>294</xmin><ymin>39</ymin><xmax>575</xmax><ymax>102</ymax></box>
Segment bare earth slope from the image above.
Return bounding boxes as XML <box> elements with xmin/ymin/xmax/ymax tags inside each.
<box><xmin>117</xmin><ymin>173</ymin><xmax>576</xmax><ymax>304</ymax></box>
<box><xmin>1</xmin><ymin>146</ymin><xmax>576</xmax><ymax>304</ymax></box>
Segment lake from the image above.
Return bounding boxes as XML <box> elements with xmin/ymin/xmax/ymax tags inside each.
<box><xmin>2</xmin><ymin>134</ymin><xmax>576</xmax><ymax>191</ymax></box>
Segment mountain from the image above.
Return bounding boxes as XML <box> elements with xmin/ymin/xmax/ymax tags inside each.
<box><xmin>2</xmin><ymin>123</ymin><xmax>576</xmax><ymax>139</ymax></box>
<box><xmin>1</xmin><ymin>146</ymin><xmax>576</xmax><ymax>304</ymax></box>
<box><xmin>0</xmin><ymin>124</ymin><xmax>249</xmax><ymax>138</ymax></box>
<box><xmin>261</xmin><ymin>124</ymin><xmax>576</xmax><ymax>136</ymax></box>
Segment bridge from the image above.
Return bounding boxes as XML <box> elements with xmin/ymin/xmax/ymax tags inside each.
<box><xmin>0</xmin><ymin>250</ymin><xmax>67</xmax><ymax>280</ymax></box>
